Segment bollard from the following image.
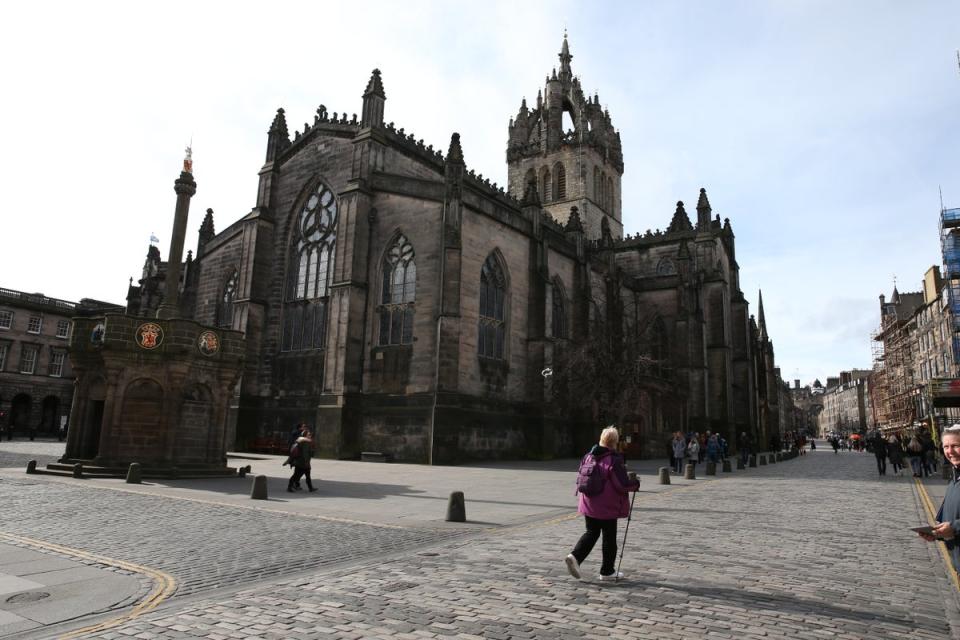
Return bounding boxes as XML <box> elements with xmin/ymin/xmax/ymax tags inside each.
<box><xmin>769</xmin><ymin>454</ymin><xmax>776</xmax><ymax>464</ymax></box>
<box><xmin>250</xmin><ymin>475</ymin><xmax>268</xmax><ymax>500</ymax></box>
<box><xmin>25</xmin><ymin>460</ymin><xmax>37</xmax><ymax>474</ymax></box>
<box><xmin>658</xmin><ymin>467</ymin><xmax>671</xmax><ymax>485</ymax></box>
<box><xmin>736</xmin><ymin>458</ymin><xmax>745</xmax><ymax>470</ymax></box>
<box><xmin>749</xmin><ymin>454</ymin><xmax>757</xmax><ymax>468</ymax></box>
<box><xmin>706</xmin><ymin>461</ymin><xmax>717</xmax><ymax>476</ymax></box>
<box><xmin>244</xmin><ymin>465</ymin><xmax>252</xmax><ymax>475</ymax></box>
<box><xmin>722</xmin><ymin>459</ymin><xmax>732</xmax><ymax>473</ymax></box>
<box><xmin>126</xmin><ymin>463</ymin><xmax>142</xmax><ymax>484</ymax></box>
<box><xmin>238</xmin><ymin>466</ymin><xmax>248</xmax><ymax>478</ymax></box>
<box><xmin>169</xmin><ymin>466</ymin><xmax>179</xmax><ymax>479</ymax></box>
<box><xmin>446</xmin><ymin>491</ymin><xmax>466</xmax><ymax>522</ymax></box>
<box><xmin>684</xmin><ymin>463</ymin><xmax>696</xmax><ymax>480</ymax></box>
<box><xmin>72</xmin><ymin>463</ymin><xmax>83</xmax><ymax>478</ymax></box>
<box><xmin>759</xmin><ymin>455</ymin><xmax>767</xmax><ymax>466</ymax></box>
<box><xmin>776</xmin><ymin>453</ymin><xmax>783</xmax><ymax>463</ymax></box>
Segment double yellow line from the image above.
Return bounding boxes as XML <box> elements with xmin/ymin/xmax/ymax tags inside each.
<box><xmin>0</xmin><ymin>532</ymin><xmax>176</xmax><ymax>638</ymax></box>
<box><xmin>913</xmin><ymin>478</ymin><xmax>960</xmax><ymax>592</ymax></box>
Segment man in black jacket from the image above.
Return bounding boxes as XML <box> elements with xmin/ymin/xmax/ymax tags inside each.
<box><xmin>919</xmin><ymin>425</ymin><xmax>960</xmax><ymax>573</ymax></box>
<box><xmin>873</xmin><ymin>431</ymin><xmax>888</xmax><ymax>476</ymax></box>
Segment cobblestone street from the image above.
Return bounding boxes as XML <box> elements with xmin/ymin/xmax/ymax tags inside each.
<box><xmin>4</xmin><ymin>447</ymin><xmax>960</xmax><ymax>639</ymax></box>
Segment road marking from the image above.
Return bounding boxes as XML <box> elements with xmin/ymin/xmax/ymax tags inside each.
<box><xmin>0</xmin><ymin>531</ymin><xmax>176</xmax><ymax>639</ymax></box>
<box><xmin>913</xmin><ymin>477</ymin><xmax>960</xmax><ymax>592</ymax></box>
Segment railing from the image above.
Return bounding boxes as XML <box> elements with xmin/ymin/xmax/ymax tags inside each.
<box><xmin>0</xmin><ymin>287</ymin><xmax>77</xmax><ymax>311</ymax></box>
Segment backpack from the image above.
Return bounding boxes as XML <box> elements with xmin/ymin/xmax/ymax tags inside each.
<box><xmin>576</xmin><ymin>453</ymin><xmax>606</xmax><ymax>496</ymax></box>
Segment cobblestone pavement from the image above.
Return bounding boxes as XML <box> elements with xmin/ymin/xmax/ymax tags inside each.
<box><xmin>32</xmin><ymin>449</ymin><xmax>957</xmax><ymax>640</ymax></box>
<box><xmin>0</xmin><ymin>439</ymin><xmax>63</xmax><ymax>471</ymax></box>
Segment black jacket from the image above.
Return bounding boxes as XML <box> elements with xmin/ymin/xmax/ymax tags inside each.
<box><xmin>937</xmin><ymin>466</ymin><xmax>960</xmax><ymax>572</ymax></box>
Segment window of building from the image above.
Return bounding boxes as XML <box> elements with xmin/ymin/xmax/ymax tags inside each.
<box><xmin>550</xmin><ymin>280</ymin><xmax>566</xmax><ymax>339</ymax></box>
<box><xmin>0</xmin><ymin>310</ymin><xmax>11</xmax><ymax>329</ymax></box>
<box><xmin>0</xmin><ymin>343</ymin><xmax>7</xmax><ymax>371</ymax></box>
<box><xmin>606</xmin><ymin>177</ymin><xmax>614</xmax><ymax>212</ymax></box>
<box><xmin>49</xmin><ymin>350</ymin><xmax>65</xmax><ymax>377</ymax></box>
<box><xmin>479</xmin><ymin>254</ymin><xmax>507</xmax><ymax>359</ymax></box>
<box><xmin>378</xmin><ymin>234</ymin><xmax>416</xmax><ymax>346</ymax></box>
<box><xmin>56</xmin><ymin>320</ymin><xmax>70</xmax><ymax>339</ymax></box>
<box><xmin>20</xmin><ymin>345</ymin><xmax>38</xmax><ymax>374</ymax></box>
<box><xmin>553</xmin><ymin>163</ymin><xmax>566</xmax><ymax>200</ymax></box>
<box><xmin>219</xmin><ymin>270</ymin><xmax>238</xmax><ymax>329</ymax></box>
<box><xmin>27</xmin><ymin>315</ymin><xmax>42</xmax><ymax>334</ymax></box>
<box><xmin>282</xmin><ymin>182</ymin><xmax>337</xmax><ymax>351</ymax></box>
<box><xmin>540</xmin><ymin>167</ymin><xmax>551</xmax><ymax>203</ymax></box>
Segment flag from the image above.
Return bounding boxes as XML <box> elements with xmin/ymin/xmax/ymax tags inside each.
<box><xmin>149</xmin><ymin>233</ymin><xmax>160</xmax><ymax>244</ymax></box>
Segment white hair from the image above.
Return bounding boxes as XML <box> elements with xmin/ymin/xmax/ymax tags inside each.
<box><xmin>600</xmin><ymin>426</ymin><xmax>619</xmax><ymax>448</ymax></box>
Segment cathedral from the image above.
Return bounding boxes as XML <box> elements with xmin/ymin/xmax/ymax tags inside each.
<box><xmin>126</xmin><ymin>37</ymin><xmax>783</xmax><ymax>463</ymax></box>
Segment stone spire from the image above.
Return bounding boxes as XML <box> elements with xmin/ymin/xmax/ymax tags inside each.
<box><xmin>565</xmin><ymin>205</ymin><xmax>584</xmax><ymax>233</ymax></box>
<box><xmin>197</xmin><ymin>208</ymin><xmax>215</xmax><ymax>258</ymax></box>
<box><xmin>757</xmin><ymin>290</ymin><xmax>768</xmax><ymax>340</ymax></box>
<box><xmin>696</xmin><ymin>187</ymin><xmax>712</xmax><ymax>230</ymax></box>
<box><xmin>667</xmin><ymin>201</ymin><xmax>693</xmax><ymax>233</ymax></box>
<box><xmin>558</xmin><ymin>32</ymin><xmax>573</xmax><ymax>83</ymax></box>
<box><xmin>361</xmin><ymin>68</ymin><xmax>386</xmax><ymax>128</ymax></box>
<box><xmin>265</xmin><ymin>108</ymin><xmax>291</xmax><ymax>162</ymax></box>
<box><xmin>445</xmin><ymin>133</ymin><xmax>465</xmax><ymax>197</ymax></box>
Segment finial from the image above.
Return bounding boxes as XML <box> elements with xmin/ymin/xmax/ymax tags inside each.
<box><xmin>183</xmin><ymin>143</ymin><xmax>193</xmax><ymax>174</ymax></box>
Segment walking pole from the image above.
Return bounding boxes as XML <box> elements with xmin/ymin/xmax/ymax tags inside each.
<box><xmin>615</xmin><ymin>491</ymin><xmax>637</xmax><ymax>582</ymax></box>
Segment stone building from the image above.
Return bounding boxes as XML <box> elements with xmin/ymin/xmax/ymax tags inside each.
<box><xmin>818</xmin><ymin>370</ymin><xmax>871</xmax><ymax>435</ymax></box>
<box><xmin>0</xmin><ymin>287</ymin><xmax>121</xmax><ymax>438</ymax></box>
<box><xmin>124</xmin><ymin>37</ymin><xmax>786</xmax><ymax>463</ymax></box>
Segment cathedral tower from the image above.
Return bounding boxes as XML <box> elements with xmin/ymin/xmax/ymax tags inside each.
<box><xmin>507</xmin><ymin>34</ymin><xmax>624</xmax><ymax>240</ymax></box>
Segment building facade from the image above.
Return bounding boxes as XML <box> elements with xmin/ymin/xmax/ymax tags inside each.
<box><xmin>0</xmin><ymin>287</ymin><xmax>120</xmax><ymax>438</ymax></box>
<box><xmin>124</xmin><ymin>38</ymin><xmax>787</xmax><ymax>463</ymax></box>
<box><xmin>817</xmin><ymin>370</ymin><xmax>871</xmax><ymax>436</ymax></box>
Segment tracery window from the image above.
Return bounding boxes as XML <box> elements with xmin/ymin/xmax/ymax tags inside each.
<box><xmin>478</xmin><ymin>254</ymin><xmax>506</xmax><ymax>360</ymax></box>
<box><xmin>553</xmin><ymin>162</ymin><xmax>566</xmax><ymax>200</ymax></box>
<box><xmin>540</xmin><ymin>167</ymin><xmax>551</xmax><ymax>203</ymax></box>
<box><xmin>551</xmin><ymin>280</ymin><xmax>567</xmax><ymax>339</ymax></box>
<box><xmin>282</xmin><ymin>182</ymin><xmax>337</xmax><ymax>351</ymax></box>
<box><xmin>378</xmin><ymin>234</ymin><xmax>416</xmax><ymax>346</ymax></box>
<box><xmin>607</xmin><ymin>177</ymin><xmax>614</xmax><ymax>212</ymax></box>
<box><xmin>219</xmin><ymin>270</ymin><xmax>237</xmax><ymax>329</ymax></box>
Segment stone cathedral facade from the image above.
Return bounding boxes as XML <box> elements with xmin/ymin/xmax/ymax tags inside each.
<box><xmin>126</xmin><ymin>38</ymin><xmax>784</xmax><ymax>463</ymax></box>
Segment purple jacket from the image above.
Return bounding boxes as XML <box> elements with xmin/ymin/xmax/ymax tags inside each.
<box><xmin>577</xmin><ymin>446</ymin><xmax>640</xmax><ymax>520</ymax></box>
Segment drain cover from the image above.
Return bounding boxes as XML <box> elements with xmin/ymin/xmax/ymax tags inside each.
<box><xmin>7</xmin><ymin>591</ymin><xmax>50</xmax><ymax>604</ymax></box>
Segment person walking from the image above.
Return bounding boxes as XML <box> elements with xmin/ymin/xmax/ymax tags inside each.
<box><xmin>566</xmin><ymin>426</ymin><xmax>640</xmax><ymax>581</ymax></box>
<box><xmin>706</xmin><ymin>434</ymin><xmax>720</xmax><ymax>464</ymax></box>
<box><xmin>872</xmin><ymin>431</ymin><xmax>888</xmax><ymax>476</ymax></box>
<box><xmin>887</xmin><ymin>434</ymin><xmax>905</xmax><ymax>476</ymax></box>
<box><xmin>686</xmin><ymin>436</ymin><xmax>700</xmax><ymax>471</ymax></box>
<box><xmin>671</xmin><ymin>432</ymin><xmax>686</xmax><ymax>474</ymax></box>
<box><xmin>918</xmin><ymin>424</ymin><xmax>960</xmax><ymax>576</ymax></box>
<box><xmin>737</xmin><ymin>431</ymin><xmax>751</xmax><ymax>466</ymax></box>
<box><xmin>287</xmin><ymin>430</ymin><xmax>317</xmax><ymax>493</ymax></box>
<box><xmin>907</xmin><ymin>433</ymin><xmax>924</xmax><ymax>477</ymax></box>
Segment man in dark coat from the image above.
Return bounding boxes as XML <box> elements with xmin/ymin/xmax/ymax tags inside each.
<box><xmin>919</xmin><ymin>425</ymin><xmax>960</xmax><ymax>573</ymax></box>
<box><xmin>873</xmin><ymin>431</ymin><xmax>888</xmax><ymax>476</ymax></box>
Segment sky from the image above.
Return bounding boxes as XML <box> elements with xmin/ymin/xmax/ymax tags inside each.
<box><xmin>2</xmin><ymin>0</ymin><xmax>958</xmax><ymax>386</ymax></box>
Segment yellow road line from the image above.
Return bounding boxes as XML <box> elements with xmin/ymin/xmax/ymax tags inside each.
<box><xmin>0</xmin><ymin>532</ymin><xmax>177</xmax><ymax>638</ymax></box>
<box><xmin>913</xmin><ymin>478</ymin><xmax>960</xmax><ymax>592</ymax></box>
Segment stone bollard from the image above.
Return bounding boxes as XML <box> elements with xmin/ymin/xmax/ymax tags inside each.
<box><xmin>126</xmin><ymin>463</ymin><xmax>142</xmax><ymax>484</ymax></box>
<box><xmin>250</xmin><ymin>475</ymin><xmax>268</xmax><ymax>500</ymax></box>
<box><xmin>769</xmin><ymin>454</ymin><xmax>776</xmax><ymax>464</ymax></box>
<box><xmin>736</xmin><ymin>458</ymin><xmax>745</xmax><ymax>470</ymax></box>
<box><xmin>684</xmin><ymin>463</ymin><xmax>696</xmax><ymax>480</ymax></box>
<box><xmin>238</xmin><ymin>466</ymin><xmax>248</xmax><ymax>478</ymax></box>
<box><xmin>658</xmin><ymin>467</ymin><xmax>671</xmax><ymax>484</ymax></box>
<box><xmin>749</xmin><ymin>455</ymin><xmax>757</xmax><ymax>468</ymax></box>
<box><xmin>776</xmin><ymin>453</ymin><xmax>783</xmax><ymax>463</ymax></box>
<box><xmin>706</xmin><ymin>461</ymin><xmax>717</xmax><ymax>476</ymax></box>
<box><xmin>244</xmin><ymin>465</ymin><xmax>252</xmax><ymax>475</ymax></box>
<box><xmin>722</xmin><ymin>459</ymin><xmax>732</xmax><ymax>473</ymax></box>
<box><xmin>446</xmin><ymin>491</ymin><xmax>466</xmax><ymax>522</ymax></box>
<box><xmin>759</xmin><ymin>455</ymin><xmax>767</xmax><ymax>466</ymax></box>
<box><xmin>25</xmin><ymin>460</ymin><xmax>37</xmax><ymax>474</ymax></box>
<box><xmin>72</xmin><ymin>463</ymin><xmax>83</xmax><ymax>478</ymax></box>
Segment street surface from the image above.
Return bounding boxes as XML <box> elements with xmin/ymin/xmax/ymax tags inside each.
<box><xmin>0</xmin><ymin>442</ymin><xmax>958</xmax><ymax>639</ymax></box>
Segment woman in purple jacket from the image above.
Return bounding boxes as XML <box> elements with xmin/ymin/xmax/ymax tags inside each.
<box><xmin>566</xmin><ymin>426</ymin><xmax>641</xmax><ymax>581</ymax></box>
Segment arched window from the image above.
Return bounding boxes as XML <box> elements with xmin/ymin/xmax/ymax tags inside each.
<box><xmin>378</xmin><ymin>234</ymin><xmax>416</xmax><ymax>346</ymax></box>
<box><xmin>524</xmin><ymin>168</ymin><xmax>536</xmax><ymax>193</ymax></box>
<box><xmin>551</xmin><ymin>279</ymin><xmax>567</xmax><ymax>339</ymax></box>
<box><xmin>540</xmin><ymin>166</ymin><xmax>551</xmax><ymax>203</ymax></box>
<box><xmin>553</xmin><ymin>162</ymin><xmax>566</xmax><ymax>200</ymax></box>
<box><xmin>282</xmin><ymin>182</ymin><xmax>337</xmax><ymax>351</ymax></box>
<box><xmin>593</xmin><ymin>167</ymin><xmax>600</xmax><ymax>203</ymax></box>
<box><xmin>600</xmin><ymin>171</ymin><xmax>607</xmax><ymax>211</ymax></box>
<box><xmin>218</xmin><ymin>270</ymin><xmax>237</xmax><ymax>328</ymax></box>
<box><xmin>607</xmin><ymin>177</ymin><xmax>614</xmax><ymax>213</ymax></box>
<box><xmin>479</xmin><ymin>254</ymin><xmax>506</xmax><ymax>360</ymax></box>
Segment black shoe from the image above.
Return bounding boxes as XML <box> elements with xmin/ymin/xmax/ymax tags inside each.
<box><xmin>287</xmin><ymin>487</ymin><xmax>294</xmax><ymax>492</ymax></box>
<box><xmin>308</xmin><ymin>487</ymin><xmax>317</xmax><ymax>492</ymax></box>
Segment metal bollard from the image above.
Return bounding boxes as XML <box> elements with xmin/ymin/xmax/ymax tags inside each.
<box><xmin>706</xmin><ymin>461</ymin><xmax>717</xmax><ymax>476</ymax></box>
<box><xmin>126</xmin><ymin>463</ymin><xmax>142</xmax><ymax>484</ymax></box>
<box><xmin>684</xmin><ymin>463</ymin><xmax>696</xmax><ymax>480</ymax></box>
<box><xmin>658</xmin><ymin>467</ymin><xmax>671</xmax><ymax>484</ymax></box>
<box><xmin>749</xmin><ymin>455</ymin><xmax>757</xmax><ymax>468</ymax></box>
<box><xmin>446</xmin><ymin>491</ymin><xmax>466</xmax><ymax>522</ymax></box>
<box><xmin>238</xmin><ymin>466</ymin><xmax>248</xmax><ymax>478</ymax></box>
<box><xmin>722</xmin><ymin>459</ymin><xmax>732</xmax><ymax>473</ymax></box>
<box><xmin>250</xmin><ymin>474</ymin><xmax>268</xmax><ymax>500</ymax></box>
<box><xmin>25</xmin><ymin>460</ymin><xmax>37</xmax><ymax>474</ymax></box>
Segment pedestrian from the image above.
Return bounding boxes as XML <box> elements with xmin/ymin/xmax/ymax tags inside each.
<box><xmin>907</xmin><ymin>434</ymin><xmax>924</xmax><ymax>477</ymax></box>
<box><xmin>831</xmin><ymin>437</ymin><xmax>839</xmax><ymax>454</ymax></box>
<box><xmin>287</xmin><ymin>430</ymin><xmax>317</xmax><ymax>493</ymax></box>
<box><xmin>918</xmin><ymin>424</ymin><xmax>960</xmax><ymax>575</ymax></box>
<box><xmin>872</xmin><ymin>431</ymin><xmax>888</xmax><ymax>476</ymax></box>
<box><xmin>706</xmin><ymin>434</ymin><xmax>720</xmax><ymax>464</ymax></box>
<box><xmin>671</xmin><ymin>432</ymin><xmax>686</xmax><ymax>474</ymax></box>
<box><xmin>566</xmin><ymin>426</ymin><xmax>640</xmax><ymax>581</ymax></box>
<box><xmin>686</xmin><ymin>436</ymin><xmax>700</xmax><ymax>470</ymax></box>
<box><xmin>888</xmin><ymin>434</ymin><xmax>905</xmax><ymax>476</ymax></box>
<box><xmin>738</xmin><ymin>431</ymin><xmax>751</xmax><ymax>466</ymax></box>
<box><xmin>286</xmin><ymin>422</ymin><xmax>309</xmax><ymax>490</ymax></box>
<box><xmin>921</xmin><ymin>431</ymin><xmax>936</xmax><ymax>477</ymax></box>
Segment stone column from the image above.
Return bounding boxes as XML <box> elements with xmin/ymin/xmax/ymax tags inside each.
<box><xmin>157</xmin><ymin>169</ymin><xmax>197</xmax><ymax>319</ymax></box>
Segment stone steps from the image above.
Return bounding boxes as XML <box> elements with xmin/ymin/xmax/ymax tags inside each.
<box><xmin>40</xmin><ymin>461</ymin><xmax>238</xmax><ymax>479</ymax></box>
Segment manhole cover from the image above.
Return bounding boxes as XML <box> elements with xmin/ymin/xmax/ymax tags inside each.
<box><xmin>7</xmin><ymin>592</ymin><xmax>50</xmax><ymax>604</ymax></box>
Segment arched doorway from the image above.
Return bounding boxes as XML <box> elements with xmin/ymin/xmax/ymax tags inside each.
<box><xmin>41</xmin><ymin>396</ymin><xmax>59</xmax><ymax>435</ymax></box>
<box><xmin>80</xmin><ymin>379</ymin><xmax>106</xmax><ymax>459</ymax></box>
<box><xmin>11</xmin><ymin>394</ymin><xmax>31</xmax><ymax>436</ymax></box>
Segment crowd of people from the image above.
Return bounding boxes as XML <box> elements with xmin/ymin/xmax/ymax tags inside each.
<box><xmin>666</xmin><ymin>430</ymin><xmax>731</xmax><ymax>474</ymax></box>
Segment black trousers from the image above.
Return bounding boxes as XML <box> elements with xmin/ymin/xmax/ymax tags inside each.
<box><xmin>875</xmin><ymin>454</ymin><xmax>886</xmax><ymax>475</ymax></box>
<box><xmin>571</xmin><ymin>516</ymin><xmax>618</xmax><ymax>576</ymax></box>
<box><xmin>289</xmin><ymin>466</ymin><xmax>314</xmax><ymax>491</ymax></box>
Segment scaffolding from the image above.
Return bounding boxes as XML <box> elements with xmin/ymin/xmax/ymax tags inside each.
<box><xmin>871</xmin><ymin>312</ymin><xmax>917</xmax><ymax>432</ymax></box>
<box><xmin>941</xmin><ymin>207</ymin><xmax>960</xmax><ymax>366</ymax></box>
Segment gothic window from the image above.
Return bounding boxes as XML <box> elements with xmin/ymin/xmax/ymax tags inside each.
<box><xmin>600</xmin><ymin>171</ymin><xmax>608</xmax><ymax>211</ymax></box>
<box><xmin>282</xmin><ymin>182</ymin><xmax>337</xmax><ymax>351</ymax></box>
<box><xmin>219</xmin><ymin>270</ymin><xmax>237</xmax><ymax>329</ymax></box>
<box><xmin>378</xmin><ymin>234</ymin><xmax>416</xmax><ymax>346</ymax></box>
<box><xmin>656</xmin><ymin>257</ymin><xmax>676</xmax><ymax>276</ymax></box>
<box><xmin>524</xmin><ymin>168</ymin><xmax>536</xmax><ymax>194</ymax></box>
<box><xmin>553</xmin><ymin>163</ymin><xmax>566</xmax><ymax>200</ymax></box>
<box><xmin>540</xmin><ymin>166</ymin><xmax>551</xmax><ymax>203</ymax></box>
<box><xmin>593</xmin><ymin>167</ymin><xmax>600</xmax><ymax>203</ymax></box>
<box><xmin>479</xmin><ymin>254</ymin><xmax>507</xmax><ymax>360</ymax></box>
<box><xmin>607</xmin><ymin>177</ymin><xmax>614</xmax><ymax>212</ymax></box>
<box><xmin>550</xmin><ymin>280</ymin><xmax>567</xmax><ymax>339</ymax></box>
